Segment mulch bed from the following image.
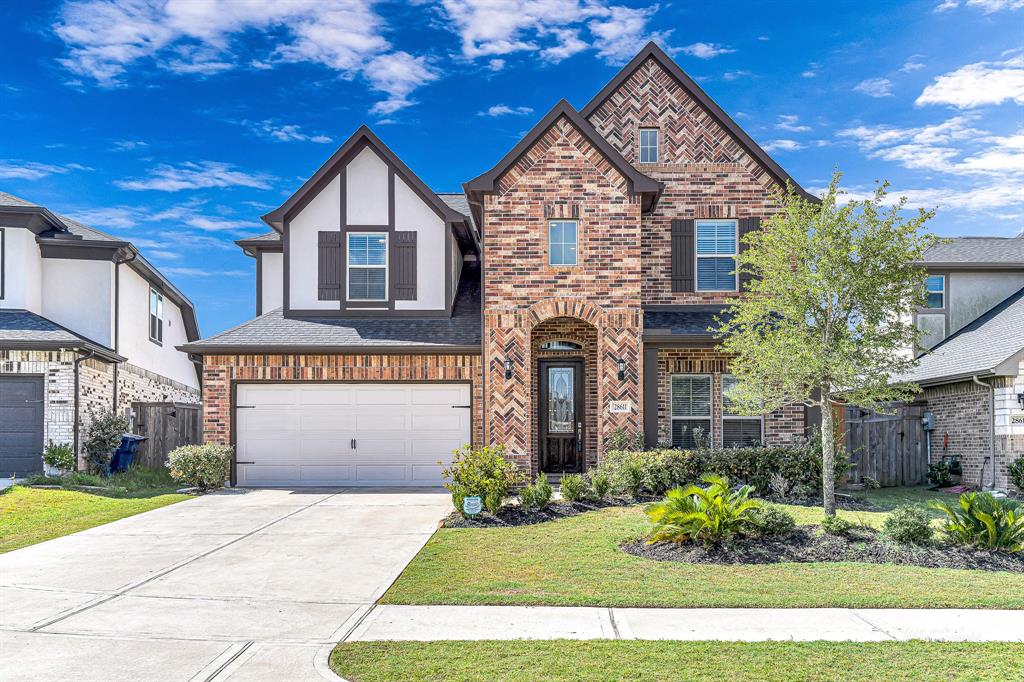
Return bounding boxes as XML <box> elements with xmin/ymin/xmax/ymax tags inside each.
<box><xmin>622</xmin><ymin>526</ymin><xmax>1024</xmax><ymax>573</ymax></box>
<box><xmin>443</xmin><ymin>496</ymin><xmax>657</xmax><ymax>528</ymax></box>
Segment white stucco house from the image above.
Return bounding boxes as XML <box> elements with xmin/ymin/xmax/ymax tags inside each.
<box><xmin>0</xmin><ymin>191</ymin><xmax>201</xmax><ymax>476</ymax></box>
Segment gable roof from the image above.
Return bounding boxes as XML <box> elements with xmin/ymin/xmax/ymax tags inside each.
<box><xmin>898</xmin><ymin>285</ymin><xmax>1024</xmax><ymax>386</ymax></box>
<box><xmin>463</xmin><ymin>99</ymin><xmax>663</xmax><ymax>227</ymax></box>
<box><xmin>261</xmin><ymin>125</ymin><xmax>470</xmax><ymax>232</ymax></box>
<box><xmin>920</xmin><ymin>236</ymin><xmax>1024</xmax><ymax>268</ymax></box>
<box><xmin>581</xmin><ymin>42</ymin><xmax>815</xmax><ymax>202</ymax></box>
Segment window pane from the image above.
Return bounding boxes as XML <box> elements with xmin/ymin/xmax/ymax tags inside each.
<box><xmin>548</xmin><ymin>367</ymin><xmax>574</xmax><ymax>433</ymax></box>
<box><xmin>639</xmin><ymin>129</ymin><xmax>658</xmax><ymax>163</ymax></box>
<box><xmin>348</xmin><ymin>234</ymin><xmax>386</xmax><ymax>266</ymax></box>
<box><xmin>549</xmin><ymin>221</ymin><xmax>578</xmax><ymax>265</ymax></box>
<box><xmin>697</xmin><ymin>257</ymin><xmax>737</xmax><ymax>291</ymax></box>
<box><xmin>671</xmin><ymin>376</ymin><xmax>711</xmax><ymax>417</ymax></box>
<box><xmin>696</xmin><ymin>221</ymin><xmax>737</xmax><ymax>255</ymax></box>
<box><xmin>349</xmin><ymin>267</ymin><xmax>386</xmax><ymax>300</ymax></box>
<box><xmin>723</xmin><ymin>419</ymin><xmax>762</xmax><ymax>448</ymax></box>
<box><xmin>925</xmin><ymin>275</ymin><xmax>944</xmax><ymax>292</ymax></box>
<box><xmin>926</xmin><ymin>292</ymin><xmax>944</xmax><ymax>309</ymax></box>
<box><xmin>672</xmin><ymin>419</ymin><xmax>710</xmax><ymax>449</ymax></box>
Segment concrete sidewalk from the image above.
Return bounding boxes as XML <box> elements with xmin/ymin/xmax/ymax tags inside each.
<box><xmin>346</xmin><ymin>605</ymin><xmax>1024</xmax><ymax>643</ymax></box>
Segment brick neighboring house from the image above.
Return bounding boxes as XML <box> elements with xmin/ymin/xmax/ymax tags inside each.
<box><xmin>181</xmin><ymin>43</ymin><xmax>815</xmax><ymax>487</ymax></box>
<box><xmin>900</xmin><ymin>237</ymin><xmax>1024</xmax><ymax>492</ymax></box>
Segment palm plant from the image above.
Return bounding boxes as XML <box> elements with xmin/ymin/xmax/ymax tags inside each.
<box><xmin>645</xmin><ymin>474</ymin><xmax>762</xmax><ymax>546</ymax></box>
<box><xmin>930</xmin><ymin>492</ymin><xmax>1024</xmax><ymax>553</ymax></box>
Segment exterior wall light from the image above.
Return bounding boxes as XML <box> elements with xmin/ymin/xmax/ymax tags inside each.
<box><xmin>504</xmin><ymin>358</ymin><xmax>514</xmax><ymax>379</ymax></box>
<box><xmin>1017</xmin><ymin>392</ymin><xmax>1024</xmax><ymax>410</ymax></box>
<box><xmin>617</xmin><ymin>358</ymin><xmax>626</xmax><ymax>381</ymax></box>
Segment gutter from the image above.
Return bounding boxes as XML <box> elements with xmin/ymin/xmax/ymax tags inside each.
<box><xmin>111</xmin><ymin>250</ymin><xmax>138</xmax><ymax>414</ymax></box>
<box><xmin>176</xmin><ymin>343</ymin><xmax>483</xmax><ymax>355</ymax></box>
<box><xmin>972</xmin><ymin>375</ymin><xmax>997</xmax><ymax>490</ymax></box>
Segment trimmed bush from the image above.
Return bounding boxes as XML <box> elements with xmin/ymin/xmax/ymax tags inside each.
<box><xmin>519</xmin><ymin>474</ymin><xmax>553</xmax><ymax>512</ymax></box>
<box><xmin>442</xmin><ymin>444</ymin><xmax>524</xmax><ymax>516</ymax></box>
<box><xmin>43</xmin><ymin>441</ymin><xmax>75</xmax><ymax>472</ymax></box>
<box><xmin>1009</xmin><ymin>456</ymin><xmax>1024</xmax><ymax>494</ymax></box>
<box><xmin>751</xmin><ymin>504</ymin><xmax>796</xmax><ymax>536</ymax></box>
<box><xmin>882</xmin><ymin>505</ymin><xmax>934</xmax><ymax>545</ymax></box>
<box><xmin>931</xmin><ymin>492</ymin><xmax>1023</xmax><ymax>553</ymax></box>
<box><xmin>559</xmin><ymin>474</ymin><xmax>588</xmax><ymax>503</ymax></box>
<box><xmin>82</xmin><ymin>409</ymin><xmax>130</xmax><ymax>474</ymax></box>
<box><xmin>927</xmin><ymin>461</ymin><xmax>955</xmax><ymax>488</ymax></box>
<box><xmin>167</xmin><ymin>444</ymin><xmax>232</xmax><ymax>490</ymax></box>
<box><xmin>588</xmin><ymin>468</ymin><xmax>611</xmax><ymax>500</ymax></box>
<box><xmin>820</xmin><ymin>515</ymin><xmax>853</xmax><ymax>536</ymax></box>
<box><xmin>646</xmin><ymin>475</ymin><xmax>761</xmax><ymax>545</ymax></box>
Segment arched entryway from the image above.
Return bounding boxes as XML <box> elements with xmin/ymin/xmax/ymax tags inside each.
<box><xmin>530</xmin><ymin>316</ymin><xmax>599</xmax><ymax>474</ymax></box>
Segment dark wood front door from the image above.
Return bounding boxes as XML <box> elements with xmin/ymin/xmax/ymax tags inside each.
<box><xmin>538</xmin><ymin>359</ymin><xmax>584</xmax><ymax>473</ymax></box>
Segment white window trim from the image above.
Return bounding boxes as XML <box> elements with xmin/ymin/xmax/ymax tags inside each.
<box><xmin>149</xmin><ymin>287</ymin><xmax>163</xmax><ymax>345</ymax></box>
<box><xmin>346</xmin><ymin>231</ymin><xmax>389</xmax><ymax>302</ymax></box>
<box><xmin>670</xmin><ymin>373</ymin><xmax>713</xmax><ymax>448</ymax></box>
<box><xmin>548</xmin><ymin>220</ymin><xmax>578</xmax><ymax>267</ymax></box>
<box><xmin>721</xmin><ymin>374</ymin><xmax>763</xmax><ymax>447</ymax></box>
<box><xmin>639</xmin><ymin>127</ymin><xmax>659</xmax><ymax>164</ymax></box>
<box><xmin>925</xmin><ymin>274</ymin><xmax>945</xmax><ymax>309</ymax></box>
<box><xmin>695</xmin><ymin>219</ymin><xmax>739</xmax><ymax>293</ymax></box>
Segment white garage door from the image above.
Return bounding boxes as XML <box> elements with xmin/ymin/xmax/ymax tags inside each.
<box><xmin>235</xmin><ymin>383</ymin><xmax>471</xmax><ymax>487</ymax></box>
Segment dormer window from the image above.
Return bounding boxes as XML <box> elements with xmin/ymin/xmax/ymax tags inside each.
<box><xmin>347</xmin><ymin>233</ymin><xmax>388</xmax><ymax>301</ymax></box>
<box><xmin>925</xmin><ymin>275</ymin><xmax>944</xmax><ymax>309</ymax></box>
<box><xmin>149</xmin><ymin>287</ymin><xmax>163</xmax><ymax>344</ymax></box>
<box><xmin>639</xmin><ymin>128</ymin><xmax>659</xmax><ymax>163</ymax></box>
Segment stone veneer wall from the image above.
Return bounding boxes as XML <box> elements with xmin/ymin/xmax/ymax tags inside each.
<box><xmin>200</xmin><ymin>353</ymin><xmax>483</xmax><ymax>449</ymax></box>
<box><xmin>656</xmin><ymin>347</ymin><xmax>805</xmax><ymax>448</ymax></box>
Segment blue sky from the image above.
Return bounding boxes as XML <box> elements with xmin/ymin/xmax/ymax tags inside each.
<box><xmin>1</xmin><ymin>0</ymin><xmax>1021</xmax><ymax>337</ymax></box>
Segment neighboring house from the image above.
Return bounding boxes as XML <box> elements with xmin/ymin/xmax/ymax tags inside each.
<box><xmin>0</xmin><ymin>191</ymin><xmax>201</xmax><ymax>476</ymax></box>
<box><xmin>182</xmin><ymin>43</ymin><xmax>812</xmax><ymax>487</ymax></box>
<box><xmin>899</xmin><ymin>236</ymin><xmax>1024</xmax><ymax>492</ymax></box>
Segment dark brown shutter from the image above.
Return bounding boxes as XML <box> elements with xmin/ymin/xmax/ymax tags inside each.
<box><xmin>738</xmin><ymin>217</ymin><xmax>760</xmax><ymax>293</ymax></box>
<box><xmin>317</xmin><ymin>231</ymin><xmax>342</xmax><ymax>301</ymax></box>
<box><xmin>393</xmin><ymin>230</ymin><xmax>417</xmax><ymax>300</ymax></box>
<box><xmin>671</xmin><ymin>219</ymin><xmax>694</xmax><ymax>292</ymax></box>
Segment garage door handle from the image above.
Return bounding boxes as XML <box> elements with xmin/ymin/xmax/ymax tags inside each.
<box><xmin>350</xmin><ymin>439</ymin><xmax>356</xmax><ymax>449</ymax></box>
<box><xmin>236</xmin><ymin>461</ymin><xmax>255</xmax><ymax>464</ymax></box>
<box><xmin>237</xmin><ymin>405</ymin><xmax>256</xmax><ymax>409</ymax></box>
<box><xmin>451</xmin><ymin>405</ymin><xmax>471</xmax><ymax>409</ymax></box>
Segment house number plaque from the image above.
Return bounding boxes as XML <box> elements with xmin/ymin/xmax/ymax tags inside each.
<box><xmin>608</xmin><ymin>400</ymin><xmax>632</xmax><ymax>414</ymax></box>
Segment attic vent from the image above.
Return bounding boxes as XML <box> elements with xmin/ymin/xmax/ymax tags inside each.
<box><xmin>540</xmin><ymin>340</ymin><xmax>583</xmax><ymax>351</ymax></box>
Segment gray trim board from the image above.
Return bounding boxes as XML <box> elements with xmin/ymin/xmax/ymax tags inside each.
<box><xmin>643</xmin><ymin>344</ymin><xmax>659</xmax><ymax>448</ymax></box>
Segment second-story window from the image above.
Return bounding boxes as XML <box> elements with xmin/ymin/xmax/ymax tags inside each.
<box><xmin>696</xmin><ymin>219</ymin><xmax>738</xmax><ymax>292</ymax></box>
<box><xmin>149</xmin><ymin>287</ymin><xmax>163</xmax><ymax>344</ymax></box>
<box><xmin>348</xmin><ymin>233</ymin><xmax>388</xmax><ymax>301</ymax></box>
<box><xmin>548</xmin><ymin>220</ymin><xmax>578</xmax><ymax>266</ymax></box>
<box><xmin>925</xmin><ymin>275</ymin><xmax>945</xmax><ymax>308</ymax></box>
<box><xmin>639</xmin><ymin>128</ymin><xmax>659</xmax><ymax>163</ymax></box>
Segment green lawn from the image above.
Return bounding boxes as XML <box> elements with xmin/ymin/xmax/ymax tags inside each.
<box><xmin>331</xmin><ymin>640</ymin><xmax>1024</xmax><ymax>682</ymax></box>
<box><xmin>381</xmin><ymin>491</ymin><xmax>1020</xmax><ymax>609</ymax></box>
<box><xmin>0</xmin><ymin>478</ymin><xmax>191</xmax><ymax>553</ymax></box>
<box><xmin>853</xmin><ymin>485</ymin><xmax>953</xmax><ymax>518</ymax></box>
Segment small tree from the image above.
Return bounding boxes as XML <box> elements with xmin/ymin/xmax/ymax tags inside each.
<box><xmin>716</xmin><ymin>171</ymin><xmax>937</xmax><ymax>515</ymax></box>
<box><xmin>82</xmin><ymin>408</ymin><xmax>130</xmax><ymax>474</ymax></box>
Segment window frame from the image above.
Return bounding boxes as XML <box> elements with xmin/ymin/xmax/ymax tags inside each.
<box><xmin>695</xmin><ymin>219</ymin><xmax>739</xmax><ymax>292</ymax></box>
<box><xmin>721</xmin><ymin>374</ymin><xmax>763</xmax><ymax>448</ymax></box>
<box><xmin>670</xmin><ymin>373</ymin><xmax>713</xmax><ymax>449</ymax></box>
<box><xmin>548</xmin><ymin>220</ymin><xmax>579</xmax><ymax>267</ymax></box>
<box><xmin>346</xmin><ymin>231</ymin><xmax>389</xmax><ymax>302</ymax></box>
<box><xmin>639</xmin><ymin>127</ymin><xmax>659</xmax><ymax>164</ymax></box>
<box><xmin>148</xmin><ymin>286</ymin><xmax>163</xmax><ymax>346</ymax></box>
<box><xmin>924</xmin><ymin>274</ymin><xmax>945</xmax><ymax>310</ymax></box>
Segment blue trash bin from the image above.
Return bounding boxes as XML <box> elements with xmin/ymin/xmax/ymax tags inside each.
<box><xmin>109</xmin><ymin>434</ymin><xmax>147</xmax><ymax>474</ymax></box>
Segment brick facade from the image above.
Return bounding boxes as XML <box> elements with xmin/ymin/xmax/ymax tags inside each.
<box><xmin>200</xmin><ymin>353</ymin><xmax>483</xmax><ymax>449</ymax></box>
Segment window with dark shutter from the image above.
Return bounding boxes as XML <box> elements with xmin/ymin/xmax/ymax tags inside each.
<box><xmin>738</xmin><ymin>217</ymin><xmax>760</xmax><ymax>293</ymax></box>
<box><xmin>318</xmin><ymin>231</ymin><xmax>342</xmax><ymax>301</ymax></box>
<box><xmin>393</xmin><ymin>230</ymin><xmax>417</xmax><ymax>300</ymax></box>
<box><xmin>671</xmin><ymin>219</ymin><xmax>694</xmax><ymax>292</ymax></box>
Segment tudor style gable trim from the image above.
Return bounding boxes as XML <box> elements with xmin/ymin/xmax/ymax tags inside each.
<box><xmin>581</xmin><ymin>41</ymin><xmax>815</xmax><ymax>202</ymax></box>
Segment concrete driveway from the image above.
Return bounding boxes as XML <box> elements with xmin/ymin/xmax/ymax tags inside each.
<box><xmin>0</xmin><ymin>487</ymin><xmax>451</xmax><ymax>681</ymax></box>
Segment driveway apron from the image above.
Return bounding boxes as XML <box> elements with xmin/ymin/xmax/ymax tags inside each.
<box><xmin>0</xmin><ymin>487</ymin><xmax>451</xmax><ymax>681</ymax></box>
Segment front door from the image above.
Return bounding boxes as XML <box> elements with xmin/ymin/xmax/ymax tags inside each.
<box><xmin>538</xmin><ymin>360</ymin><xmax>584</xmax><ymax>473</ymax></box>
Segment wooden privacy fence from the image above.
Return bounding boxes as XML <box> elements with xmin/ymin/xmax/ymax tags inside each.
<box><xmin>131</xmin><ymin>402</ymin><xmax>202</xmax><ymax>469</ymax></box>
<box><xmin>844</xmin><ymin>403</ymin><xmax>927</xmax><ymax>487</ymax></box>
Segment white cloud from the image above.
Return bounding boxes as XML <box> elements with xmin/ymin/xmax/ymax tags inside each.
<box><xmin>250</xmin><ymin>120</ymin><xmax>332</xmax><ymax>144</ymax></box>
<box><xmin>488</xmin><ymin>58</ymin><xmax>506</xmax><ymax>71</ymax></box>
<box><xmin>0</xmin><ymin>160</ymin><xmax>89</xmax><ymax>180</ymax></box>
<box><xmin>588</xmin><ymin>5</ymin><xmax>671</xmax><ymax>64</ymax></box>
<box><xmin>936</xmin><ymin>0</ymin><xmax>1024</xmax><ymax>11</ymax></box>
<box><xmin>801</xmin><ymin>64</ymin><xmax>819</xmax><ymax>78</ymax></box>
<box><xmin>185</xmin><ymin>215</ymin><xmax>260</xmax><ymax>232</ymax></box>
<box><xmin>853</xmin><ymin>77</ymin><xmax>894</xmax><ymax>97</ymax></box>
<box><xmin>916</xmin><ymin>56</ymin><xmax>1024</xmax><ymax>108</ymax></box>
<box><xmin>161</xmin><ymin>266</ymin><xmax>249</xmax><ymax>278</ymax></box>
<box><xmin>679</xmin><ymin>42</ymin><xmax>735</xmax><ymax>59</ymax></box>
<box><xmin>762</xmin><ymin>139</ymin><xmax>805</xmax><ymax>152</ymax></box>
<box><xmin>479</xmin><ymin>104</ymin><xmax>534</xmax><ymax>117</ymax></box>
<box><xmin>65</xmin><ymin>206</ymin><xmax>139</xmax><ymax>229</ymax></box>
<box><xmin>52</xmin><ymin>0</ymin><xmax>436</xmax><ymax>115</ymax></box>
<box><xmin>722</xmin><ymin>70</ymin><xmax>751</xmax><ymax>81</ymax></box>
<box><xmin>115</xmin><ymin>161</ymin><xmax>273</xmax><ymax>192</ymax></box>
<box><xmin>820</xmin><ymin>180</ymin><xmax>1024</xmax><ymax>211</ymax></box>
<box><xmin>112</xmin><ymin>139</ymin><xmax>147</xmax><ymax>151</ymax></box>
<box><xmin>900</xmin><ymin>55</ymin><xmax>926</xmax><ymax>72</ymax></box>
<box><xmin>776</xmin><ymin>115</ymin><xmax>811</xmax><ymax>132</ymax></box>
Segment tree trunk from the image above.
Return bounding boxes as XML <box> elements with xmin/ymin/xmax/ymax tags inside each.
<box><xmin>820</xmin><ymin>397</ymin><xmax>837</xmax><ymax>516</ymax></box>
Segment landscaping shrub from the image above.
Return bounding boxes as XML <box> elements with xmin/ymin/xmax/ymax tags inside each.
<box><xmin>519</xmin><ymin>474</ymin><xmax>552</xmax><ymax>511</ymax></box>
<box><xmin>82</xmin><ymin>409</ymin><xmax>130</xmax><ymax>474</ymax></box>
<box><xmin>43</xmin><ymin>441</ymin><xmax>75</xmax><ymax>472</ymax></box>
<box><xmin>442</xmin><ymin>444</ymin><xmax>524</xmax><ymax>516</ymax></box>
<box><xmin>750</xmin><ymin>504</ymin><xmax>796</xmax><ymax>536</ymax></box>
<box><xmin>820</xmin><ymin>515</ymin><xmax>853</xmax><ymax>536</ymax></box>
<box><xmin>930</xmin><ymin>492</ymin><xmax>1023</xmax><ymax>553</ymax></box>
<box><xmin>882</xmin><ymin>505</ymin><xmax>934</xmax><ymax>545</ymax></box>
<box><xmin>1009</xmin><ymin>456</ymin><xmax>1024</xmax><ymax>494</ymax></box>
<box><xmin>927</xmin><ymin>461</ymin><xmax>955</xmax><ymax>488</ymax></box>
<box><xmin>588</xmin><ymin>468</ymin><xmax>611</xmax><ymax>500</ymax></box>
<box><xmin>167</xmin><ymin>444</ymin><xmax>232</xmax><ymax>491</ymax></box>
<box><xmin>645</xmin><ymin>474</ymin><xmax>761</xmax><ymax>546</ymax></box>
<box><xmin>604</xmin><ymin>427</ymin><xmax>645</xmax><ymax>452</ymax></box>
<box><xmin>559</xmin><ymin>473</ymin><xmax>588</xmax><ymax>503</ymax></box>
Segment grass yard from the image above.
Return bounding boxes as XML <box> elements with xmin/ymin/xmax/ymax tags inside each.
<box><xmin>0</xmin><ymin>470</ymin><xmax>191</xmax><ymax>553</ymax></box>
<box><xmin>381</xmin><ymin>489</ymin><xmax>1021</xmax><ymax>609</ymax></box>
<box><xmin>331</xmin><ymin>640</ymin><xmax>1024</xmax><ymax>682</ymax></box>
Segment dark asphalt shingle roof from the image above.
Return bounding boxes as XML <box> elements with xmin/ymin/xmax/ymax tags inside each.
<box><xmin>181</xmin><ymin>264</ymin><xmax>482</xmax><ymax>352</ymax></box>
<box><xmin>643</xmin><ymin>307</ymin><xmax>729</xmax><ymax>338</ymax></box>
<box><xmin>899</xmin><ymin>286</ymin><xmax>1024</xmax><ymax>385</ymax></box>
<box><xmin>922</xmin><ymin>237</ymin><xmax>1024</xmax><ymax>265</ymax></box>
<box><xmin>438</xmin><ymin>192</ymin><xmax>477</xmax><ymax>234</ymax></box>
<box><xmin>0</xmin><ymin>310</ymin><xmax>124</xmax><ymax>361</ymax></box>
<box><xmin>0</xmin><ymin>191</ymin><xmax>36</xmax><ymax>208</ymax></box>
<box><xmin>243</xmin><ymin>231</ymin><xmax>282</xmax><ymax>243</ymax></box>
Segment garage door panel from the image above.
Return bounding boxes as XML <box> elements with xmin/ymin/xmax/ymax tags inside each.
<box><xmin>356</xmin><ymin>465</ymin><xmax>408</xmax><ymax>481</ymax></box>
<box><xmin>412</xmin><ymin>464</ymin><xmax>446</xmax><ymax>481</ymax></box>
<box><xmin>300</xmin><ymin>465</ymin><xmax>355</xmax><ymax>482</ymax></box>
<box><xmin>240</xmin><ymin>465</ymin><xmax>302</xmax><ymax>484</ymax></box>
<box><xmin>411</xmin><ymin>386</ymin><xmax>467</xmax><ymax>404</ymax></box>
<box><xmin>237</xmin><ymin>411</ymin><xmax>296</xmax><ymax>433</ymax></box>
<box><xmin>356</xmin><ymin>438</ymin><xmax>409</xmax><ymax>457</ymax></box>
<box><xmin>411</xmin><ymin>438</ymin><xmax>465</xmax><ymax>458</ymax></box>
<box><xmin>410</xmin><ymin>413</ymin><xmax>464</xmax><ymax>431</ymax></box>
<box><xmin>298</xmin><ymin>388</ymin><xmax>354</xmax><ymax>406</ymax></box>
<box><xmin>355</xmin><ymin>414</ymin><xmax>407</xmax><ymax>431</ymax></box>
<box><xmin>299</xmin><ymin>413</ymin><xmax>357</xmax><ymax>431</ymax></box>
<box><xmin>238</xmin><ymin>387</ymin><xmax>298</xmax><ymax>406</ymax></box>
<box><xmin>354</xmin><ymin>388</ymin><xmax>410</xmax><ymax>405</ymax></box>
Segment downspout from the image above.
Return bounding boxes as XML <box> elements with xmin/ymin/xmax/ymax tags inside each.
<box><xmin>111</xmin><ymin>250</ymin><xmax>137</xmax><ymax>415</ymax></box>
<box><xmin>73</xmin><ymin>348</ymin><xmax>96</xmax><ymax>470</ymax></box>
<box><xmin>972</xmin><ymin>375</ymin><xmax>996</xmax><ymax>490</ymax></box>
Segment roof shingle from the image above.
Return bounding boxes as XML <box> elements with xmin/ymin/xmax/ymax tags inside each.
<box><xmin>922</xmin><ymin>237</ymin><xmax>1024</xmax><ymax>265</ymax></box>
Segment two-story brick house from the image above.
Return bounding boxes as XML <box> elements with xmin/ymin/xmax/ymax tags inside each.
<box><xmin>182</xmin><ymin>43</ymin><xmax>813</xmax><ymax>487</ymax></box>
